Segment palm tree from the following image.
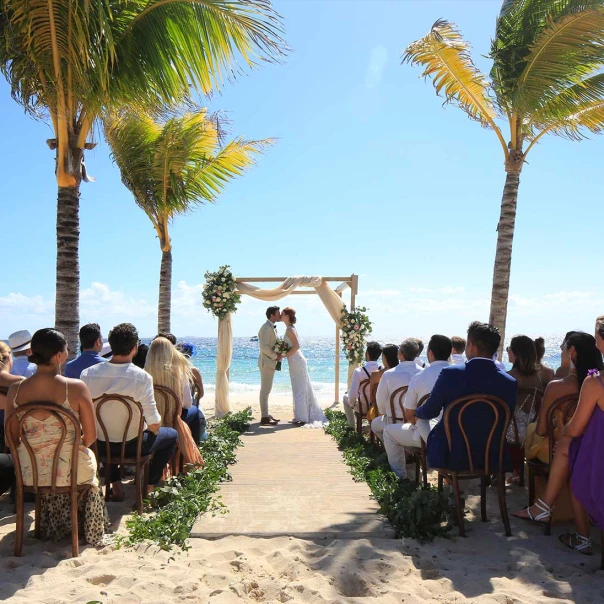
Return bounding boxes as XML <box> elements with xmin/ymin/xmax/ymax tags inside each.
<box><xmin>0</xmin><ymin>0</ymin><xmax>285</xmax><ymax>355</ymax></box>
<box><xmin>105</xmin><ymin>110</ymin><xmax>268</xmax><ymax>332</ymax></box>
<box><xmin>404</xmin><ymin>1</ymin><xmax>604</xmax><ymax>354</ymax></box>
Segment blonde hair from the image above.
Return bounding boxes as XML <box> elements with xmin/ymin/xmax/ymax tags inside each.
<box><xmin>144</xmin><ymin>337</ymin><xmax>193</xmax><ymax>415</ymax></box>
<box><xmin>0</xmin><ymin>341</ymin><xmax>11</xmax><ymax>369</ymax></box>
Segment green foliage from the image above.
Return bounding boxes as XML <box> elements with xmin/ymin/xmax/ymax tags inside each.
<box><xmin>340</xmin><ymin>306</ymin><xmax>372</xmax><ymax>364</ymax></box>
<box><xmin>324</xmin><ymin>409</ymin><xmax>451</xmax><ymax>543</ymax></box>
<box><xmin>122</xmin><ymin>407</ymin><xmax>252</xmax><ymax>550</ymax></box>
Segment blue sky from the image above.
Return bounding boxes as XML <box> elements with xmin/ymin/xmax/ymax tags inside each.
<box><xmin>2</xmin><ymin>0</ymin><xmax>603</xmax><ymax>340</ymax></box>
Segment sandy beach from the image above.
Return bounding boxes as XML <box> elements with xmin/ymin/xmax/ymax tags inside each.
<box><xmin>0</xmin><ymin>394</ymin><xmax>602</xmax><ymax>604</ymax></box>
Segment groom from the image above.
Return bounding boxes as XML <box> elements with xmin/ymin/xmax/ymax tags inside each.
<box><xmin>258</xmin><ymin>306</ymin><xmax>283</xmax><ymax>425</ymax></box>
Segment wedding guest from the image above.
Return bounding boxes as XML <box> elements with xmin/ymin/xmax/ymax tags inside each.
<box><xmin>525</xmin><ymin>332</ymin><xmax>603</xmax><ymax>463</ymax></box>
<box><xmin>8</xmin><ymin>330</ymin><xmax>36</xmax><ymax>378</ymax></box>
<box><xmin>371</xmin><ymin>338</ymin><xmax>423</xmax><ymax>442</ymax></box>
<box><xmin>506</xmin><ymin>335</ymin><xmax>544</xmax><ymax>484</ymax></box>
<box><xmin>177</xmin><ymin>342</ymin><xmax>204</xmax><ymax>403</ymax></box>
<box><xmin>513</xmin><ymin>316</ymin><xmax>604</xmax><ymax>556</ymax></box>
<box><xmin>414</xmin><ymin>339</ymin><xmax>426</xmax><ymax>368</ymax></box>
<box><xmin>413</xmin><ymin>321</ymin><xmax>517</xmax><ymax>472</ymax></box>
<box><xmin>5</xmin><ymin>328</ymin><xmax>107</xmax><ymax>544</ymax></box>
<box><xmin>555</xmin><ymin>331</ymin><xmax>578</xmax><ymax>378</ymax></box>
<box><xmin>0</xmin><ymin>341</ymin><xmax>24</xmax><ymax>450</ymax></box>
<box><xmin>383</xmin><ymin>335</ymin><xmax>452</xmax><ymax>477</ymax></box>
<box><xmin>534</xmin><ymin>337</ymin><xmax>555</xmax><ymax>385</ymax></box>
<box><xmin>146</xmin><ymin>338</ymin><xmax>207</xmax><ymax>444</ymax></box>
<box><xmin>155</xmin><ymin>332</ymin><xmax>177</xmax><ymax>345</ymax></box>
<box><xmin>344</xmin><ymin>341</ymin><xmax>383</xmax><ymax>428</ymax></box>
<box><xmin>370</xmin><ymin>344</ymin><xmax>399</xmax><ymax>407</ymax></box>
<box><xmin>65</xmin><ymin>323</ymin><xmax>106</xmax><ymax>378</ymax></box>
<box><xmin>132</xmin><ymin>343</ymin><xmax>149</xmax><ymax>369</ymax></box>
<box><xmin>450</xmin><ymin>337</ymin><xmax>466</xmax><ymax>365</ymax></box>
<box><xmin>81</xmin><ymin>323</ymin><xmax>177</xmax><ymax>501</ymax></box>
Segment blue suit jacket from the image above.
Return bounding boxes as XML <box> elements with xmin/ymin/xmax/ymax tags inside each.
<box><xmin>415</xmin><ymin>358</ymin><xmax>517</xmax><ymax>472</ymax></box>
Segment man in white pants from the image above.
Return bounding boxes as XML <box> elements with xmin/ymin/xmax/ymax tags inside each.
<box><xmin>382</xmin><ymin>335</ymin><xmax>452</xmax><ymax>477</ymax></box>
<box><xmin>371</xmin><ymin>339</ymin><xmax>423</xmax><ymax>442</ymax></box>
<box><xmin>258</xmin><ymin>306</ymin><xmax>283</xmax><ymax>425</ymax></box>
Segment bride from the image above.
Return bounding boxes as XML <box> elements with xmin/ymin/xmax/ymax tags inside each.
<box><xmin>280</xmin><ymin>307</ymin><xmax>328</xmax><ymax>427</ymax></box>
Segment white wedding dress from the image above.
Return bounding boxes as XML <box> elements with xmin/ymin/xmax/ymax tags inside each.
<box><xmin>284</xmin><ymin>327</ymin><xmax>328</xmax><ymax>427</ymax></box>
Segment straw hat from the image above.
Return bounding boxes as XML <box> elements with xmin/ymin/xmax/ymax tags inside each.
<box><xmin>8</xmin><ymin>330</ymin><xmax>32</xmax><ymax>353</ymax></box>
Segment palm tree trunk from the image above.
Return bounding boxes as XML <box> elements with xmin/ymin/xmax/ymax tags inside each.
<box><xmin>55</xmin><ymin>185</ymin><xmax>81</xmax><ymax>359</ymax></box>
<box><xmin>158</xmin><ymin>248</ymin><xmax>172</xmax><ymax>333</ymax></box>
<box><xmin>489</xmin><ymin>170</ymin><xmax>520</xmax><ymax>359</ymax></box>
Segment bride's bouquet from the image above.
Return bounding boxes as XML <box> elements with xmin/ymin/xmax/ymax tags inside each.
<box><xmin>273</xmin><ymin>338</ymin><xmax>291</xmax><ymax>371</ymax></box>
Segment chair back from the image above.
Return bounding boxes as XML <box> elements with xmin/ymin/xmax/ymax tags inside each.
<box><xmin>5</xmin><ymin>401</ymin><xmax>81</xmax><ymax>493</ymax></box>
<box><xmin>442</xmin><ymin>394</ymin><xmax>511</xmax><ymax>474</ymax></box>
<box><xmin>0</xmin><ymin>386</ymin><xmax>8</xmax><ymax>450</ymax></box>
<box><xmin>389</xmin><ymin>386</ymin><xmax>408</xmax><ymax>423</ymax></box>
<box><xmin>417</xmin><ymin>393</ymin><xmax>430</xmax><ymax>411</ymax></box>
<box><xmin>153</xmin><ymin>385</ymin><xmax>182</xmax><ymax>429</ymax></box>
<box><xmin>545</xmin><ymin>393</ymin><xmax>579</xmax><ymax>463</ymax></box>
<box><xmin>357</xmin><ymin>379</ymin><xmax>371</xmax><ymax>416</ymax></box>
<box><xmin>94</xmin><ymin>394</ymin><xmax>146</xmax><ymax>465</ymax></box>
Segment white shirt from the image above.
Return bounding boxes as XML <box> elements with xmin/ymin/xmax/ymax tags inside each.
<box><xmin>376</xmin><ymin>361</ymin><xmax>423</xmax><ymax>417</ymax></box>
<box><xmin>182</xmin><ymin>383</ymin><xmax>194</xmax><ymax>409</ymax></box>
<box><xmin>348</xmin><ymin>361</ymin><xmax>380</xmax><ymax>403</ymax></box>
<box><xmin>10</xmin><ymin>356</ymin><xmax>36</xmax><ymax>378</ymax></box>
<box><xmin>404</xmin><ymin>360</ymin><xmax>451</xmax><ymax>411</ymax></box>
<box><xmin>451</xmin><ymin>353</ymin><xmax>466</xmax><ymax>366</ymax></box>
<box><xmin>81</xmin><ymin>362</ymin><xmax>162</xmax><ymax>442</ymax></box>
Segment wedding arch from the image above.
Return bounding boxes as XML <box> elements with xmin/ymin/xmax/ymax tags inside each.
<box><xmin>207</xmin><ymin>273</ymin><xmax>360</xmax><ymax>417</ymax></box>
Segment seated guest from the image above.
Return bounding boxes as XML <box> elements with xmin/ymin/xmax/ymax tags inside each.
<box><xmin>343</xmin><ymin>342</ymin><xmax>383</xmax><ymax>428</ymax></box>
<box><xmin>8</xmin><ymin>330</ymin><xmax>36</xmax><ymax>378</ymax></box>
<box><xmin>6</xmin><ymin>328</ymin><xmax>107</xmax><ymax>544</ymax></box>
<box><xmin>383</xmin><ymin>335</ymin><xmax>452</xmax><ymax>477</ymax></box>
<box><xmin>65</xmin><ymin>323</ymin><xmax>106</xmax><ymax>378</ymax></box>
<box><xmin>414</xmin><ymin>321</ymin><xmax>517</xmax><ymax>472</ymax></box>
<box><xmin>155</xmin><ymin>332</ymin><xmax>177</xmax><ymax>345</ymax></box>
<box><xmin>525</xmin><ymin>332</ymin><xmax>603</xmax><ymax>463</ymax></box>
<box><xmin>370</xmin><ymin>344</ymin><xmax>399</xmax><ymax>407</ymax></box>
<box><xmin>132</xmin><ymin>343</ymin><xmax>149</xmax><ymax>369</ymax></box>
<box><xmin>450</xmin><ymin>336</ymin><xmax>466</xmax><ymax>365</ymax></box>
<box><xmin>414</xmin><ymin>339</ymin><xmax>426</xmax><ymax>369</ymax></box>
<box><xmin>555</xmin><ymin>331</ymin><xmax>578</xmax><ymax>379</ymax></box>
<box><xmin>145</xmin><ymin>338</ymin><xmax>207</xmax><ymax>445</ymax></box>
<box><xmin>177</xmin><ymin>342</ymin><xmax>204</xmax><ymax>403</ymax></box>
<box><xmin>81</xmin><ymin>323</ymin><xmax>177</xmax><ymax>501</ymax></box>
<box><xmin>513</xmin><ymin>316</ymin><xmax>604</xmax><ymax>555</ymax></box>
<box><xmin>372</xmin><ymin>339</ymin><xmax>423</xmax><ymax>442</ymax></box>
<box><xmin>0</xmin><ymin>341</ymin><xmax>25</xmax><ymax>449</ymax></box>
<box><xmin>534</xmin><ymin>337</ymin><xmax>554</xmax><ymax>385</ymax></box>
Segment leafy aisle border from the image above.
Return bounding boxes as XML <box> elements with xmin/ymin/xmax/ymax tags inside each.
<box><xmin>324</xmin><ymin>409</ymin><xmax>452</xmax><ymax>543</ymax></box>
<box><xmin>121</xmin><ymin>408</ymin><xmax>253</xmax><ymax>550</ymax></box>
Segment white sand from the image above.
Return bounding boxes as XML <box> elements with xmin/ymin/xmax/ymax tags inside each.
<box><xmin>0</xmin><ymin>393</ymin><xmax>602</xmax><ymax>603</ymax></box>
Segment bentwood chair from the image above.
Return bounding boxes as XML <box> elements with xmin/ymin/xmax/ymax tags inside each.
<box><xmin>526</xmin><ymin>393</ymin><xmax>578</xmax><ymax>536</ymax></box>
<box><xmin>93</xmin><ymin>394</ymin><xmax>151</xmax><ymax>514</ymax></box>
<box><xmin>0</xmin><ymin>385</ymin><xmax>8</xmax><ymax>451</ymax></box>
<box><xmin>406</xmin><ymin>393</ymin><xmax>430</xmax><ymax>487</ymax></box>
<box><xmin>5</xmin><ymin>402</ymin><xmax>92</xmax><ymax>557</ymax></box>
<box><xmin>389</xmin><ymin>386</ymin><xmax>409</xmax><ymax>424</ymax></box>
<box><xmin>153</xmin><ymin>385</ymin><xmax>184</xmax><ymax>474</ymax></box>
<box><xmin>435</xmin><ymin>394</ymin><xmax>512</xmax><ymax>537</ymax></box>
<box><xmin>355</xmin><ymin>379</ymin><xmax>372</xmax><ymax>434</ymax></box>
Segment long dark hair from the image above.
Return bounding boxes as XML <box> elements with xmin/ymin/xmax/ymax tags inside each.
<box><xmin>28</xmin><ymin>328</ymin><xmax>67</xmax><ymax>366</ymax></box>
<box><xmin>566</xmin><ymin>332</ymin><xmax>604</xmax><ymax>388</ymax></box>
<box><xmin>509</xmin><ymin>335</ymin><xmax>538</xmax><ymax>377</ymax></box>
<box><xmin>381</xmin><ymin>344</ymin><xmax>399</xmax><ymax>369</ymax></box>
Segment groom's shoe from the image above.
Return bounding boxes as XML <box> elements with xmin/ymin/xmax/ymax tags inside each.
<box><xmin>261</xmin><ymin>416</ymin><xmax>280</xmax><ymax>425</ymax></box>
<box><xmin>268</xmin><ymin>415</ymin><xmax>281</xmax><ymax>423</ymax></box>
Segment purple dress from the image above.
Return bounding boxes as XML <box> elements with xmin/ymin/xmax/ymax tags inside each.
<box><xmin>569</xmin><ymin>403</ymin><xmax>604</xmax><ymax>530</ymax></box>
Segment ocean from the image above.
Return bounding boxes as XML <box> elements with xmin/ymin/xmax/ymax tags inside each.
<box><xmin>151</xmin><ymin>334</ymin><xmax>567</xmax><ymax>398</ymax></box>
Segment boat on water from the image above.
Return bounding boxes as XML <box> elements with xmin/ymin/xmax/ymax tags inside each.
<box><xmin>250</xmin><ymin>336</ymin><xmax>259</xmax><ymax>342</ymax></box>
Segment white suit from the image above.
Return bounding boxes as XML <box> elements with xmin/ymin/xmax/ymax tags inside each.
<box><xmin>258</xmin><ymin>320</ymin><xmax>278</xmax><ymax>418</ymax></box>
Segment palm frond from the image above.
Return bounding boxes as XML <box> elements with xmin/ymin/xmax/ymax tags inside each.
<box><xmin>403</xmin><ymin>19</ymin><xmax>498</xmax><ymax>128</ymax></box>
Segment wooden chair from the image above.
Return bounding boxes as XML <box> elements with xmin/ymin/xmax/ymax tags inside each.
<box><xmin>406</xmin><ymin>393</ymin><xmax>430</xmax><ymax>487</ymax></box>
<box><xmin>389</xmin><ymin>385</ymin><xmax>409</xmax><ymax>424</ymax></box>
<box><xmin>5</xmin><ymin>402</ymin><xmax>92</xmax><ymax>557</ymax></box>
<box><xmin>93</xmin><ymin>394</ymin><xmax>151</xmax><ymax>514</ymax></box>
<box><xmin>153</xmin><ymin>385</ymin><xmax>183</xmax><ymax>474</ymax></box>
<box><xmin>508</xmin><ymin>387</ymin><xmax>544</xmax><ymax>487</ymax></box>
<box><xmin>354</xmin><ymin>379</ymin><xmax>372</xmax><ymax>434</ymax></box>
<box><xmin>527</xmin><ymin>393</ymin><xmax>578</xmax><ymax>536</ymax></box>
<box><xmin>0</xmin><ymin>386</ymin><xmax>8</xmax><ymax>452</ymax></box>
<box><xmin>435</xmin><ymin>394</ymin><xmax>512</xmax><ymax>537</ymax></box>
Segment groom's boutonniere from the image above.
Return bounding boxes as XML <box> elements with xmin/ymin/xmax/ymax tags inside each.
<box><xmin>273</xmin><ymin>338</ymin><xmax>291</xmax><ymax>372</ymax></box>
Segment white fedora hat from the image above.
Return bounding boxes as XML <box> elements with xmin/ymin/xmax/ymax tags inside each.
<box><xmin>8</xmin><ymin>330</ymin><xmax>33</xmax><ymax>353</ymax></box>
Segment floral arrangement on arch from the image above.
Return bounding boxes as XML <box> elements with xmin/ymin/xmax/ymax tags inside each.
<box><xmin>340</xmin><ymin>306</ymin><xmax>372</xmax><ymax>364</ymax></box>
<box><xmin>202</xmin><ymin>265</ymin><xmax>241</xmax><ymax>319</ymax></box>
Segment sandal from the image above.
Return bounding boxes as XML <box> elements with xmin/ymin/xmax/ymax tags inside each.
<box><xmin>559</xmin><ymin>532</ymin><xmax>593</xmax><ymax>556</ymax></box>
<box><xmin>511</xmin><ymin>498</ymin><xmax>552</xmax><ymax>525</ymax></box>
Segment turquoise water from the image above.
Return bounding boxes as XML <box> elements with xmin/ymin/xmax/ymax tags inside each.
<box><xmin>147</xmin><ymin>334</ymin><xmax>566</xmax><ymax>397</ymax></box>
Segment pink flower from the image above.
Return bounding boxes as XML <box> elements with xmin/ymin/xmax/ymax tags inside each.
<box><xmin>354</xmin><ymin>325</ymin><xmax>360</xmax><ymax>330</ymax></box>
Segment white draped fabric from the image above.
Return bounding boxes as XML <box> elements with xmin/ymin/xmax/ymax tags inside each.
<box><xmin>214</xmin><ymin>276</ymin><xmax>359</xmax><ymax>417</ymax></box>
